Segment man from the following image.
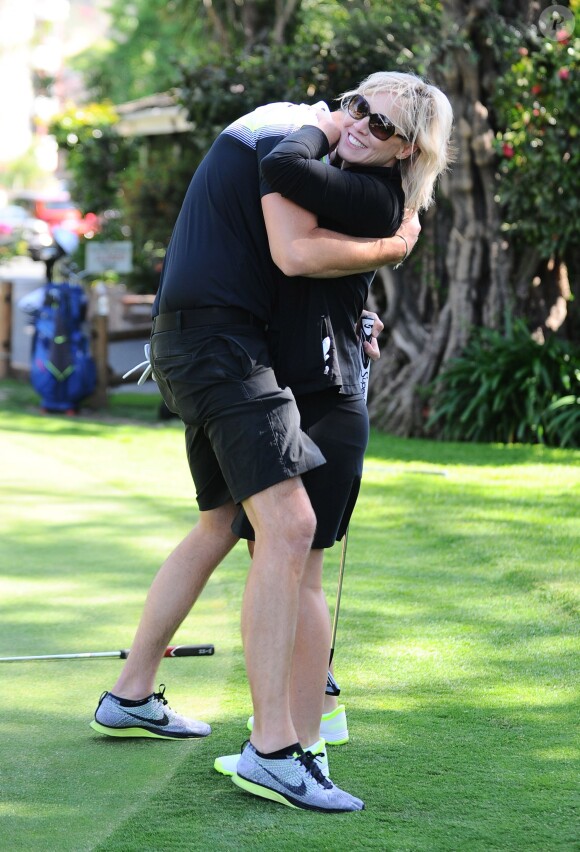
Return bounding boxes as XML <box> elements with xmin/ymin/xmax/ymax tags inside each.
<box><xmin>90</xmin><ymin>99</ymin><xmax>419</xmax><ymax>813</ymax></box>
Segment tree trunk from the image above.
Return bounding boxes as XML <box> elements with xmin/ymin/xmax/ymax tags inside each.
<box><xmin>203</xmin><ymin>0</ymin><xmax>302</xmax><ymax>49</ymax></box>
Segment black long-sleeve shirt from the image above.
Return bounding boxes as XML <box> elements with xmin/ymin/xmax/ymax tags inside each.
<box><xmin>261</xmin><ymin>126</ymin><xmax>404</xmax><ymax>395</ymax></box>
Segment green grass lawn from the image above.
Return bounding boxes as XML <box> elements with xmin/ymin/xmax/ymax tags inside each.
<box><xmin>0</xmin><ymin>380</ymin><xmax>578</xmax><ymax>851</ymax></box>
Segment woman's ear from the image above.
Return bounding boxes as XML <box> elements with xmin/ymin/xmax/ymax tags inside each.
<box><xmin>397</xmin><ymin>142</ymin><xmax>418</xmax><ymax>161</ymax></box>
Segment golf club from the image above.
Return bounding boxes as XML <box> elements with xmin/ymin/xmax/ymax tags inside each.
<box><xmin>326</xmin><ymin>314</ymin><xmax>375</xmax><ymax>695</ymax></box>
<box><xmin>0</xmin><ymin>643</ymin><xmax>215</xmax><ymax>662</ymax></box>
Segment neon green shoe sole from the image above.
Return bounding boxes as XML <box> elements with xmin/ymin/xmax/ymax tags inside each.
<box><xmin>90</xmin><ymin>720</ymin><xmax>185</xmax><ymax>740</ymax></box>
<box><xmin>231</xmin><ymin>773</ymin><xmax>300</xmax><ymax>810</ymax></box>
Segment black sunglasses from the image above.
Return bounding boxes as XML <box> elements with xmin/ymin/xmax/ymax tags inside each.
<box><xmin>345</xmin><ymin>94</ymin><xmax>406</xmax><ymax>142</ymax></box>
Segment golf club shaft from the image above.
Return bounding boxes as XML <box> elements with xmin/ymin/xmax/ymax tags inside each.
<box><xmin>0</xmin><ymin>643</ymin><xmax>214</xmax><ymax>662</ymax></box>
<box><xmin>330</xmin><ymin>527</ymin><xmax>349</xmax><ymax>661</ymax></box>
<box><xmin>327</xmin><ymin>315</ymin><xmax>374</xmax><ymax>692</ymax></box>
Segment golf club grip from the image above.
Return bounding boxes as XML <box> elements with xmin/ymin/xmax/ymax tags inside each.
<box><xmin>118</xmin><ymin>644</ymin><xmax>214</xmax><ymax>659</ymax></box>
<box><xmin>163</xmin><ymin>644</ymin><xmax>215</xmax><ymax>657</ymax></box>
<box><xmin>118</xmin><ymin>644</ymin><xmax>215</xmax><ymax>659</ymax></box>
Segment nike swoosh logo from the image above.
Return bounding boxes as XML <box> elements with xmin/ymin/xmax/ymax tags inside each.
<box><xmin>125</xmin><ymin>710</ymin><xmax>170</xmax><ymax>726</ymax></box>
<box><xmin>261</xmin><ymin>765</ymin><xmax>307</xmax><ymax>796</ymax></box>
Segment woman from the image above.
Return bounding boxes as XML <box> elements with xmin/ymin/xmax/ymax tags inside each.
<box><xmin>216</xmin><ymin>71</ymin><xmax>454</xmax><ymax>774</ymax></box>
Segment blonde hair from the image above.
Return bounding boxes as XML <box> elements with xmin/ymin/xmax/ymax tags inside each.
<box><xmin>340</xmin><ymin>71</ymin><xmax>454</xmax><ymax>213</ymax></box>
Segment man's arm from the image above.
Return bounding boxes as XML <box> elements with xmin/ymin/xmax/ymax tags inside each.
<box><xmin>262</xmin><ymin>193</ymin><xmax>419</xmax><ymax>279</ymax></box>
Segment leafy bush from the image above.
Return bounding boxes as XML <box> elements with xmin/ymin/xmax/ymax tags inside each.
<box><xmin>544</xmin><ymin>395</ymin><xmax>580</xmax><ymax>448</ymax></box>
<box><xmin>49</xmin><ymin>103</ymin><xmax>137</xmax><ymax>217</ymax></box>
<box><xmin>115</xmin><ymin>138</ymin><xmax>201</xmax><ymax>293</ymax></box>
<box><xmin>0</xmin><ymin>240</ymin><xmax>20</xmax><ymax>265</ymax></box>
<box><xmin>428</xmin><ymin>321</ymin><xmax>580</xmax><ymax>446</ymax></box>
<box><xmin>493</xmin><ymin>18</ymin><xmax>580</xmax><ymax>260</ymax></box>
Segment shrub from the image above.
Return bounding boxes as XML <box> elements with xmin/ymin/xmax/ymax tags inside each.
<box><xmin>493</xmin><ymin>19</ymin><xmax>580</xmax><ymax>260</ymax></box>
<box><xmin>428</xmin><ymin>321</ymin><xmax>580</xmax><ymax>446</ymax></box>
<box><xmin>544</xmin><ymin>395</ymin><xmax>580</xmax><ymax>448</ymax></box>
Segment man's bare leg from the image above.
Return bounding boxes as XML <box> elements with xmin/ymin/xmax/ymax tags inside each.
<box><xmin>244</xmin><ymin>540</ymin><xmax>338</xmax><ymax>736</ymax></box>
<box><xmin>241</xmin><ymin>477</ymin><xmax>316</xmax><ymax>754</ymax></box>
<box><xmin>111</xmin><ymin>500</ymin><xmax>239</xmax><ymax>699</ymax></box>
<box><xmin>290</xmin><ymin>549</ymin><xmax>330</xmax><ymax>747</ymax></box>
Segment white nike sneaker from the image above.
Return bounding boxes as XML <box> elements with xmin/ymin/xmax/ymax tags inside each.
<box><xmin>320</xmin><ymin>704</ymin><xmax>349</xmax><ymax>745</ymax></box>
<box><xmin>247</xmin><ymin>704</ymin><xmax>349</xmax><ymax>745</ymax></box>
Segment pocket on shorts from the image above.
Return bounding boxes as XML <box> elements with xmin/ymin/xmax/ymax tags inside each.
<box><xmin>152</xmin><ymin>333</ymin><xmax>255</xmax><ymax>383</ymax></box>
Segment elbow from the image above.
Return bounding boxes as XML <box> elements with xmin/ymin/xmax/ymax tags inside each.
<box><xmin>271</xmin><ymin>243</ymin><xmax>314</xmax><ymax>277</ymax></box>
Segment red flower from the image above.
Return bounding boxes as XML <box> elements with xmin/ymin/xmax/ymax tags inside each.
<box><xmin>518</xmin><ymin>47</ymin><xmax>528</xmax><ymax>56</ymax></box>
<box><xmin>502</xmin><ymin>143</ymin><xmax>515</xmax><ymax>158</ymax></box>
<box><xmin>531</xmin><ymin>84</ymin><xmax>542</xmax><ymax>95</ymax></box>
<box><xmin>558</xmin><ymin>68</ymin><xmax>570</xmax><ymax>81</ymax></box>
<box><xmin>556</xmin><ymin>29</ymin><xmax>570</xmax><ymax>45</ymax></box>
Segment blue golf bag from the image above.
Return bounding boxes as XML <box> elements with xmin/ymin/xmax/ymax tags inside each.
<box><xmin>29</xmin><ymin>281</ymin><xmax>97</xmax><ymax>412</ymax></box>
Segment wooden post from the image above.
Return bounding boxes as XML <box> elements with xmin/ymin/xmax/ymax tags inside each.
<box><xmin>89</xmin><ymin>282</ymin><xmax>110</xmax><ymax>409</ymax></box>
<box><xmin>0</xmin><ymin>280</ymin><xmax>12</xmax><ymax>379</ymax></box>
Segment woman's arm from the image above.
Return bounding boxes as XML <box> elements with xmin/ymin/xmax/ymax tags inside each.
<box><xmin>260</xmin><ymin>124</ymin><xmax>403</xmax><ymax>238</ymax></box>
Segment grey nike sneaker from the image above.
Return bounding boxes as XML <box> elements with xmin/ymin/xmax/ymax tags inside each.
<box><xmin>90</xmin><ymin>684</ymin><xmax>211</xmax><ymax>739</ymax></box>
<box><xmin>215</xmin><ymin>738</ymin><xmax>329</xmax><ymax>778</ymax></box>
<box><xmin>232</xmin><ymin>742</ymin><xmax>364</xmax><ymax>812</ymax></box>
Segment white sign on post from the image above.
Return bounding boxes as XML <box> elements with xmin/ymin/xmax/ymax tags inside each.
<box><xmin>85</xmin><ymin>241</ymin><xmax>133</xmax><ymax>274</ymax></box>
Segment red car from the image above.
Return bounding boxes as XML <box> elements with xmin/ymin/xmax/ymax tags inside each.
<box><xmin>10</xmin><ymin>192</ymin><xmax>98</xmax><ymax>237</ymax></box>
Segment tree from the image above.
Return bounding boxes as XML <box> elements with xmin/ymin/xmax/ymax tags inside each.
<box><xmin>367</xmin><ymin>1</ymin><xmax>579</xmax><ymax>437</ymax></box>
<box><xmin>75</xmin><ymin>0</ymin><xmax>307</xmax><ymax>103</ymax></box>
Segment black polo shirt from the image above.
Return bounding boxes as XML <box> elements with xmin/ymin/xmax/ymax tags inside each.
<box><xmin>153</xmin><ymin>102</ymin><xmax>328</xmax><ymax>321</ymax></box>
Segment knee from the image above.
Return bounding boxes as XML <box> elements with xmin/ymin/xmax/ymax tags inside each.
<box><xmin>245</xmin><ymin>480</ymin><xmax>316</xmax><ymax>554</ymax></box>
<box><xmin>279</xmin><ymin>501</ymin><xmax>316</xmax><ymax>555</ymax></box>
<box><xmin>255</xmin><ymin>502</ymin><xmax>315</xmax><ymax>555</ymax></box>
<box><xmin>300</xmin><ymin>503</ymin><xmax>317</xmax><ymax>545</ymax></box>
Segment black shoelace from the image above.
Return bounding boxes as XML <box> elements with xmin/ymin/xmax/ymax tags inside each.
<box><xmin>298</xmin><ymin>750</ymin><xmax>333</xmax><ymax>789</ymax></box>
<box><xmin>153</xmin><ymin>684</ymin><xmax>169</xmax><ymax>705</ymax></box>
